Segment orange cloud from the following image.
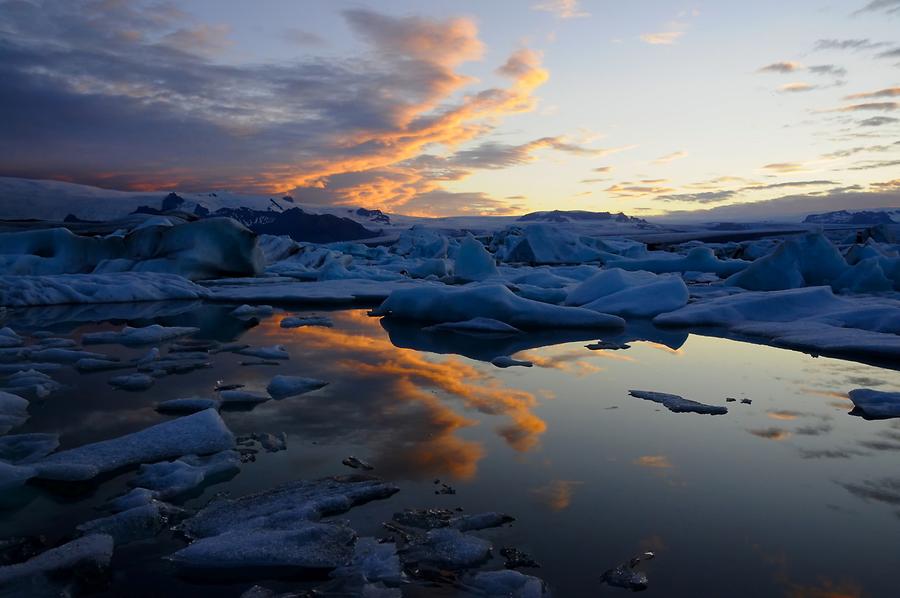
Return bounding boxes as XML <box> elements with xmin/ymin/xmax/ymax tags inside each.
<box><xmin>531</xmin><ymin>480</ymin><xmax>583</xmax><ymax>511</ymax></box>
<box><xmin>634</xmin><ymin>455</ymin><xmax>673</xmax><ymax>468</ymax></box>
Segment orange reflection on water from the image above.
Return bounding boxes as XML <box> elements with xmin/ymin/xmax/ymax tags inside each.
<box><xmin>264</xmin><ymin>311</ymin><xmax>547</xmax><ymax>471</ymax></box>
<box><xmin>530</xmin><ymin>479</ymin><xmax>583</xmax><ymax>511</ymax></box>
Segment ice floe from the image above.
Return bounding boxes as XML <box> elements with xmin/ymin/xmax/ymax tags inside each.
<box><xmin>628</xmin><ymin>390</ymin><xmax>728</xmax><ymax>415</ymax></box>
<box><xmin>0</xmin><ymin>390</ymin><xmax>29</xmax><ymax>434</ymax></box>
<box><xmin>848</xmin><ymin>389</ymin><xmax>900</xmax><ymax>419</ymax></box>
<box><xmin>34</xmin><ymin>409</ymin><xmax>235</xmax><ymax>481</ymax></box>
<box><xmin>0</xmin><ymin>534</ymin><xmax>114</xmax><ymax>590</ymax></box>
<box><xmin>372</xmin><ymin>284</ymin><xmax>625</xmax><ymax>330</ymax></box>
<box><xmin>266</xmin><ymin>375</ymin><xmax>328</xmax><ymax>399</ymax></box>
<box><xmin>82</xmin><ymin>324</ymin><xmax>199</xmax><ymax>346</ymax></box>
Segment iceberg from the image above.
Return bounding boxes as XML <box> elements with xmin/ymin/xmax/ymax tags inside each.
<box><xmin>34</xmin><ymin>409</ymin><xmax>235</xmax><ymax>481</ymax></box>
<box><xmin>454</xmin><ymin>235</ymin><xmax>499</xmax><ymax>282</ymax></box>
<box><xmin>266</xmin><ymin>375</ymin><xmax>328</xmax><ymax>399</ymax></box>
<box><xmin>564</xmin><ymin>268</ymin><xmax>689</xmax><ymax>318</ymax></box>
<box><xmin>0</xmin><ymin>272</ymin><xmax>208</xmax><ymax>307</ymax></box>
<box><xmin>0</xmin><ymin>390</ymin><xmax>29</xmax><ymax>434</ymax></box>
<box><xmin>0</xmin><ymin>534</ymin><xmax>114</xmax><ymax>588</ymax></box>
<box><xmin>847</xmin><ymin>389</ymin><xmax>900</xmax><ymax>419</ymax></box>
<box><xmin>83</xmin><ymin>324</ymin><xmax>199</xmax><ymax>346</ymax></box>
<box><xmin>629</xmin><ymin>390</ymin><xmax>727</xmax><ymax>415</ymax></box>
<box><xmin>372</xmin><ymin>284</ymin><xmax>625</xmax><ymax>330</ymax></box>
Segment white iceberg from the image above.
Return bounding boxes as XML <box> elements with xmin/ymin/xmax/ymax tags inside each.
<box><xmin>371</xmin><ymin>284</ymin><xmax>625</xmax><ymax>330</ymax></box>
<box><xmin>629</xmin><ymin>390</ymin><xmax>727</xmax><ymax>415</ymax></box>
<box><xmin>83</xmin><ymin>324</ymin><xmax>199</xmax><ymax>346</ymax></box>
<box><xmin>564</xmin><ymin>268</ymin><xmax>689</xmax><ymax>318</ymax></box>
<box><xmin>267</xmin><ymin>375</ymin><xmax>328</xmax><ymax>399</ymax></box>
<box><xmin>34</xmin><ymin>409</ymin><xmax>235</xmax><ymax>481</ymax></box>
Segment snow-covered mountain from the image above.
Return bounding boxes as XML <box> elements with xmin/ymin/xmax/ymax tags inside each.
<box><xmin>803</xmin><ymin>209</ymin><xmax>899</xmax><ymax>225</ymax></box>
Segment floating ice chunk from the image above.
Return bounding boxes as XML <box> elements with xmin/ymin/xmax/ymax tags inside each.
<box><xmin>83</xmin><ymin>324</ymin><xmax>199</xmax><ymax>346</ymax></box>
<box><xmin>391</xmin><ymin>509</ymin><xmax>512</xmax><ymax>532</ymax></box>
<box><xmin>28</xmin><ymin>348</ymin><xmax>110</xmax><ymax>364</ymax></box>
<box><xmin>237</xmin><ymin>345</ymin><xmax>290</xmax><ymax>360</ymax></box>
<box><xmin>35</xmin><ymin>337</ymin><xmax>77</xmax><ymax>348</ymax></box>
<box><xmin>606</xmin><ymin>246</ymin><xmax>748</xmax><ymax>276</ymax></box>
<box><xmin>130</xmin><ymin>450</ymin><xmax>240</xmax><ymax>501</ymax></box>
<box><xmin>492</xmin><ymin>224</ymin><xmax>603</xmax><ymax>265</ymax></box>
<box><xmin>848</xmin><ymin>389</ymin><xmax>900</xmax><ymax>419</ymax></box>
<box><xmin>424</xmin><ymin>317</ymin><xmax>523</xmax><ymax>336</ymax></box>
<box><xmin>106</xmin><ymin>487</ymin><xmax>158</xmax><ymax>513</ymax></box>
<box><xmin>0</xmin><ymin>327</ymin><xmax>23</xmax><ymax>348</ymax></box>
<box><xmin>232</xmin><ymin>304</ymin><xmax>275</xmax><ymax>317</ymax></box>
<box><xmin>0</xmin><ymin>369</ymin><xmax>61</xmax><ymax>398</ymax></box>
<box><xmin>409</xmin><ymin>258</ymin><xmax>451</xmax><ymax>279</ymax></box>
<box><xmin>600</xmin><ymin>552</ymin><xmax>655</xmax><ymax>591</ymax></box>
<box><xmin>342</xmin><ymin>456</ymin><xmax>374</xmax><ymax>470</ymax></box>
<box><xmin>393</xmin><ymin>226</ymin><xmax>449</xmax><ymax>259</ymax></box>
<box><xmin>401</xmin><ymin>528</ymin><xmax>492</xmax><ymax>569</ymax></box>
<box><xmin>629</xmin><ymin>390</ymin><xmax>727</xmax><ymax>415</ymax></box>
<box><xmin>74</xmin><ymin>357</ymin><xmax>132</xmax><ymax>372</ymax></box>
<box><xmin>156</xmin><ymin>397</ymin><xmax>221</xmax><ymax>413</ymax></box>
<box><xmin>181</xmin><ymin>475</ymin><xmax>399</xmax><ymax>539</ymax></box>
<box><xmin>0</xmin><ymin>433</ymin><xmax>58</xmax><ymax>464</ymax></box>
<box><xmin>455</xmin><ymin>235</ymin><xmax>500</xmax><ymax>282</ymax></box>
<box><xmin>491</xmin><ymin>356</ymin><xmax>533</xmax><ymax>368</ymax></box>
<box><xmin>34</xmin><ymin>409</ymin><xmax>235</xmax><ymax>481</ymax></box>
<box><xmin>0</xmin><ymin>390</ymin><xmax>29</xmax><ymax>434</ymax></box>
<box><xmin>244</xmin><ymin>432</ymin><xmax>287</xmax><ymax>453</ymax></box>
<box><xmin>372</xmin><ymin>284</ymin><xmax>625</xmax><ymax>330</ymax></box>
<box><xmin>0</xmin><ymin>272</ymin><xmax>208</xmax><ymax>307</ymax></box>
<box><xmin>109</xmin><ymin>373</ymin><xmax>155</xmax><ymax>391</ymax></box>
<box><xmin>586</xmin><ymin>340</ymin><xmax>629</xmax><ymax>350</ymax></box>
<box><xmin>0</xmin><ymin>534</ymin><xmax>114</xmax><ymax>588</ymax></box>
<box><xmin>170</xmin><ymin>523</ymin><xmax>357</xmax><ymax>573</ymax></box>
<box><xmin>466</xmin><ymin>570</ymin><xmax>550</xmax><ymax>597</ymax></box>
<box><xmin>76</xmin><ymin>502</ymin><xmax>179</xmax><ymax>545</ymax></box>
<box><xmin>218</xmin><ymin>390</ymin><xmax>271</xmax><ymax>405</ymax></box>
<box><xmin>266</xmin><ymin>375</ymin><xmax>328</xmax><ymax>399</ymax></box>
<box><xmin>565</xmin><ymin>268</ymin><xmax>689</xmax><ymax>318</ymax></box>
<box><xmin>0</xmin><ymin>461</ymin><xmax>36</xmax><ymax>493</ymax></box>
<box><xmin>280</xmin><ymin>315</ymin><xmax>333</xmax><ymax>328</ymax></box>
<box><xmin>724</xmin><ymin>233</ymin><xmax>847</xmax><ymax>291</ymax></box>
<box><xmin>330</xmin><ymin>537</ymin><xmax>403</xmax><ymax>586</ymax></box>
<box><xmin>0</xmin><ymin>361</ymin><xmax>64</xmax><ymax>376</ymax></box>
<box><xmin>135</xmin><ymin>347</ymin><xmax>160</xmax><ymax>365</ymax></box>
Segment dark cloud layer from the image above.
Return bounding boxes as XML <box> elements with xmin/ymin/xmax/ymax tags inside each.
<box><xmin>0</xmin><ymin>0</ymin><xmax>552</xmax><ymax>214</ymax></box>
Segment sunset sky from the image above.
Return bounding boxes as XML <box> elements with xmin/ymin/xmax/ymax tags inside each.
<box><xmin>1</xmin><ymin>0</ymin><xmax>898</xmax><ymax>217</ymax></box>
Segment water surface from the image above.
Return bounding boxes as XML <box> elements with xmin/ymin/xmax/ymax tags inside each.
<box><xmin>2</xmin><ymin>304</ymin><xmax>899</xmax><ymax>597</ymax></box>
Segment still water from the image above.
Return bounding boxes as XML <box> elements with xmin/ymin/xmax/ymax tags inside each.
<box><xmin>2</xmin><ymin>303</ymin><xmax>899</xmax><ymax>597</ymax></box>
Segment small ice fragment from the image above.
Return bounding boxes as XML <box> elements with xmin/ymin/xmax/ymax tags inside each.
<box><xmin>280</xmin><ymin>315</ymin><xmax>333</xmax><ymax>328</ymax></box>
<box><xmin>342</xmin><ymin>456</ymin><xmax>374</xmax><ymax>471</ymax></box>
<box><xmin>237</xmin><ymin>345</ymin><xmax>290</xmax><ymax>360</ymax></box>
<box><xmin>266</xmin><ymin>375</ymin><xmax>328</xmax><ymax>399</ymax></box>
<box><xmin>490</xmin><ymin>356</ymin><xmax>533</xmax><ymax>368</ymax></box>
<box><xmin>628</xmin><ymin>390</ymin><xmax>727</xmax><ymax>415</ymax></box>
<box><xmin>109</xmin><ymin>373</ymin><xmax>155</xmax><ymax>391</ymax></box>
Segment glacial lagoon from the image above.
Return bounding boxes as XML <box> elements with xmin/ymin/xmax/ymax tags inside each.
<box><xmin>2</xmin><ymin>303</ymin><xmax>899</xmax><ymax>597</ymax></box>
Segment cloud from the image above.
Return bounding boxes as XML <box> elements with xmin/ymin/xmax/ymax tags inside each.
<box><xmin>652</xmin><ymin>150</ymin><xmax>688</xmax><ymax>164</ymax></box>
<box><xmin>758</xmin><ymin>61</ymin><xmax>802</xmax><ymax>73</ymax></box>
<box><xmin>845</xmin><ymin>158</ymin><xmax>900</xmax><ymax>170</ymax></box>
<box><xmin>835</xmin><ymin>101</ymin><xmax>899</xmax><ymax>112</ymax></box>
<box><xmin>282</xmin><ymin>28</ymin><xmax>326</xmax><ymax>46</ymax></box>
<box><xmin>859</xmin><ymin>115</ymin><xmax>899</xmax><ymax>126</ymax></box>
<box><xmin>877</xmin><ymin>47</ymin><xmax>900</xmax><ymax>58</ymax></box>
<box><xmin>853</xmin><ymin>0</ymin><xmax>900</xmax><ymax>15</ymax></box>
<box><xmin>0</xmin><ymin>1</ymin><xmax>556</xmax><ymax>215</ymax></box>
<box><xmin>762</xmin><ymin>162</ymin><xmax>810</xmax><ymax>173</ymax></box>
<box><xmin>655</xmin><ymin>190</ymin><xmax>737</xmax><ymax>204</ymax></box>
<box><xmin>593</xmin><ymin>166</ymin><xmax>613</xmax><ymax>173</ymax></box>
<box><xmin>821</xmin><ymin>141</ymin><xmax>899</xmax><ymax>158</ymax></box>
<box><xmin>605</xmin><ymin>181</ymin><xmax>676</xmax><ymax>197</ymax></box>
<box><xmin>655</xmin><ymin>180</ymin><xmax>900</xmax><ymax>222</ymax></box>
<box><xmin>640</xmin><ymin>31</ymin><xmax>684</xmax><ymax>45</ymax></box>
<box><xmin>779</xmin><ymin>82</ymin><xmax>816</xmax><ymax>93</ymax></box>
<box><xmin>808</xmin><ymin>64</ymin><xmax>848</xmax><ymax>77</ymax></box>
<box><xmin>814</xmin><ymin>38</ymin><xmax>890</xmax><ymax>51</ymax></box>
<box><xmin>532</xmin><ymin>0</ymin><xmax>590</xmax><ymax>19</ymax></box>
<box><xmin>845</xmin><ymin>87</ymin><xmax>900</xmax><ymax>99</ymax></box>
<box><xmin>530</xmin><ymin>480</ymin><xmax>583</xmax><ymax>511</ymax></box>
<box><xmin>749</xmin><ymin>428</ymin><xmax>791</xmax><ymax>441</ymax></box>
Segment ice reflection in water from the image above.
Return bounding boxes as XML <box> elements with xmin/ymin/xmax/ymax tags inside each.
<box><xmin>0</xmin><ymin>304</ymin><xmax>899</xmax><ymax>597</ymax></box>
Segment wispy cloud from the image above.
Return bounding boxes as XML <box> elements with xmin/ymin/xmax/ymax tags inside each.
<box><xmin>779</xmin><ymin>82</ymin><xmax>816</xmax><ymax>93</ymax></box>
<box><xmin>844</xmin><ymin>87</ymin><xmax>900</xmax><ymax>100</ymax></box>
<box><xmin>533</xmin><ymin>0</ymin><xmax>589</xmax><ymax>19</ymax></box>
<box><xmin>653</xmin><ymin>150</ymin><xmax>688</xmax><ymax>164</ymax></box>
<box><xmin>758</xmin><ymin>61</ymin><xmax>803</xmax><ymax>73</ymax></box>
<box><xmin>814</xmin><ymin>38</ymin><xmax>890</xmax><ymax>51</ymax></box>
<box><xmin>852</xmin><ymin>0</ymin><xmax>900</xmax><ymax>16</ymax></box>
<box><xmin>859</xmin><ymin>116</ymin><xmax>899</xmax><ymax>126</ymax></box>
<box><xmin>640</xmin><ymin>30</ymin><xmax>684</xmax><ymax>45</ymax></box>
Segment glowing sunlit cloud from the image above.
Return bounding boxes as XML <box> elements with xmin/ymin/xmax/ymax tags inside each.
<box><xmin>758</xmin><ymin>61</ymin><xmax>803</xmax><ymax>73</ymax></box>
<box><xmin>844</xmin><ymin>86</ymin><xmax>900</xmax><ymax>100</ymax></box>
<box><xmin>652</xmin><ymin>150</ymin><xmax>688</xmax><ymax>164</ymax></box>
<box><xmin>532</xmin><ymin>0</ymin><xmax>590</xmax><ymax>19</ymax></box>
<box><xmin>640</xmin><ymin>31</ymin><xmax>684</xmax><ymax>45</ymax></box>
<box><xmin>767</xmin><ymin>410</ymin><xmax>803</xmax><ymax>421</ymax></box>
<box><xmin>780</xmin><ymin>82</ymin><xmax>817</xmax><ymax>93</ymax></box>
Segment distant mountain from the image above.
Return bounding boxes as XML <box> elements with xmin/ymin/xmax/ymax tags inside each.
<box><xmin>213</xmin><ymin>207</ymin><xmax>379</xmax><ymax>243</ymax></box>
<box><xmin>803</xmin><ymin>209</ymin><xmax>898</xmax><ymax>225</ymax></box>
<box><xmin>518</xmin><ymin>210</ymin><xmax>646</xmax><ymax>224</ymax></box>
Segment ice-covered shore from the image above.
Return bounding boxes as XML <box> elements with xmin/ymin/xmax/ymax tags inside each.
<box><xmin>0</xmin><ymin>195</ymin><xmax>899</xmax><ymax>362</ymax></box>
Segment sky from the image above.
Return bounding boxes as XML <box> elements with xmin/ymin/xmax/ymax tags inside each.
<box><xmin>0</xmin><ymin>0</ymin><xmax>898</xmax><ymax>218</ymax></box>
